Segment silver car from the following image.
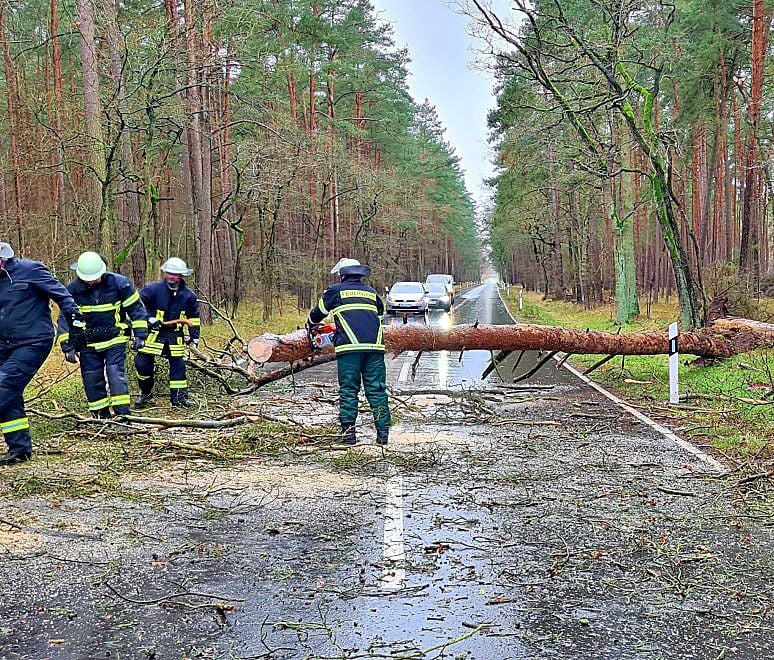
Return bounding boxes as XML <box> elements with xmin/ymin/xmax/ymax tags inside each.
<box><xmin>426</xmin><ymin>274</ymin><xmax>455</xmax><ymax>302</ymax></box>
<box><xmin>386</xmin><ymin>281</ymin><xmax>428</xmax><ymax>314</ymax></box>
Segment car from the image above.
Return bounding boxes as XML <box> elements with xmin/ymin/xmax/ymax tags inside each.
<box><xmin>425</xmin><ymin>274</ymin><xmax>455</xmax><ymax>302</ymax></box>
<box><xmin>386</xmin><ymin>281</ymin><xmax>428</xmax><ymax>314</ymax></box>
<box><xmin>424</xmin><ymin>282</ymin><xmax>452</xmax><ymax>311</ymax></box>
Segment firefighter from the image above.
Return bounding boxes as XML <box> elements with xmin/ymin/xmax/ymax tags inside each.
<box><xmin>134</xmin><ymin>257</ymin><xmax>200</xmax><ymax>409</ymax></box>
<box><xmin>57</xmin><ymin>252</ymin><xmax>148</xmax><ymax>418</ymax></box>
<box><xmin>308</xmin><ymin>258</ymin><xmax>391</xmax><ymax>446</ymax></box>
<box><xmin>0</xmin><ymin>242</ymin><xmax>83</xmax><ymax>466</ymax></box>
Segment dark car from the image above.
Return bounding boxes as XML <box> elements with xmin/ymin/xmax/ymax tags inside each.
<box><xmin>424</xmin><ymin>283</ymin><xmax>452</xmax><ymax>311</ymax></box>
<box><xmin>386</xmin><ymin>282</ymin><xmax>428</xmax><ymax>314</ymax></box>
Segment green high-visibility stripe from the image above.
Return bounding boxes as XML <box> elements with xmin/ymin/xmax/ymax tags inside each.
<box><xmin>89</xmin><ymin>336</ymin><xmax>127</xmax><ymax>351</ymax></box>
<box><xmin>1</xmin><ymin>417</ymin><xmax>30</xmax><ymax>433</ymax></box>
<box><xmin>122</xmin><ymin>291</ymin><xmax>140</xmax><ymax>307</ymax></box>
<box><xmin>334</xmin><ymin>344</ymin><xmax>385</xmax><ymax>353</ymax></box>
<box><xmin>333</xmin><ymin>303</ymin><xmax>377</xmax><ymax>314</ymax></box>
<box><xmin>88</xmin><ymin>397</ymin><xmax>111</xmax><ymax>410</ymax></box>
<box><xmin>111</xmin><ymin>395</ymin><xmax>131</xmax><ymax>406</ymax></box>
<box><xmin>169</xmin><ymin>380</ymin><xmax>188</xmax><ymax>389</ymax></box>
<box><xmin>80</xmin><ymin>302</ymin><xmax>121</xmax><ymax>313</ymax></box>
<box><xmin>336</xmin><ymin>316</ymin><xmax>359</xmax><ymax>344</ymax></box>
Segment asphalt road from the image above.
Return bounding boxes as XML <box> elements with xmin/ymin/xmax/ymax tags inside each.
<box><xmin>0</xmin><ymin>283</ymin><xmax>771</xmax><ymax>659</ymax></box>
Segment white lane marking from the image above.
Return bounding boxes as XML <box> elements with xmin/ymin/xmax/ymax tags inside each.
<box><xmin>380</xmin><ymin>475</ymin><xmax>405</xmax><ymax>589</ymax></box>
<box><xmin>494</xmin><ymin>285</ymin><xmax>726</xmax><ymax>473</ymax></box>
<box><xmin>398</xmin><ymin>363</ymin><xmax>411</xmax><ymax>383</ymax></box>
<box><xmin>562</xmin><ymin>362</ymin><xmax>726</xmax><ymax>472</ymax></box>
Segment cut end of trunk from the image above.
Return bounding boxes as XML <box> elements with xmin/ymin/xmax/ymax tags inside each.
<box><xmin>247</xmin><ymin>335</ymin><xmax>276</xmax><ymax>364</ymax></box>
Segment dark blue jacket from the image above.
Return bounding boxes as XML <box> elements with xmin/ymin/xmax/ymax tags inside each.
<box><xmin>139</xmin><ymin>280</ymin><xmax>201</xmax><ymax>342</ymax></box>
<box><xmin>57</xmin><ymin>272</ymin><xmax>148</xmax><ymax>352</ymax></box>
<box><xmin>0</xmin><ymin>258</ymin><xmax>78</xmax><ymax>346</ymax></box>
<box><xmin>309</xmin><ymin>266</ymin><xmax>384</xmax><ymax>354</ymax></box>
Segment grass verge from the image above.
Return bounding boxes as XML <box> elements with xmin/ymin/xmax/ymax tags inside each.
<box><xmin>503</xmin><ymin>290</ymin><xmax>773</xmax><ymax>462</ymax></box>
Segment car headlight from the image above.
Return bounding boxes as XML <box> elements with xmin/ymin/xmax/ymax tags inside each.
<box><xmin>387</xmin><ymin>296</ymin><xmax>394</xmax><ymax>303</ymax></box>
<box><xmin>440</xmin><ymin>295</ymin><xmax>450</xmax><ymax>302</ymax></box>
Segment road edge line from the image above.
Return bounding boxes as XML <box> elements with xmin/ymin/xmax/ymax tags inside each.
<box><xmin>495</xmin><ymin>285</ymin><xmax>726</xmax><ymax>473</ymax></box>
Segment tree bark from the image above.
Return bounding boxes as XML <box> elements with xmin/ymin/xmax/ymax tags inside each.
<box><xmin>0</xmin><ymin>7</ymin><xmax>24</xmax><ymax>247</ymax></box>
<box><xmin>739</xmin><ymin>0</ymin><xmax>768</xmax><ymax>276</ymax></box>
<box><xmin>103</xmin><ymin>0</ymin><xmax>144</xmax><ymax>281</ymax></box>
<box><xmin>76</xmin><ymin>0</ymin><xmax>110</xmax><ymax>253</ymax></box>
<box><xmin>246</xmin><ymin>322</ymin><xmax>751</xmax><ymax>365</ymax></box>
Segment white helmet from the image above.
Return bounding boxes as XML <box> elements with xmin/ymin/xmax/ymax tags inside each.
<box><xmin>0</xmin><ymin>242</ymin><xmax>14</xmax><ymax>259</ymax></box>
<box><xmin>161</xmin><ymin>257</ymin><xmax>193</xmax><ymax>276</ymax></box>
<box><xmin>73</xmin><ymin>251</ymin><xmax>107</xmax><ymax>281</ymax></box>
<box><xmin>330</xmin><ymin>258</ymin><xmax>360</xmax><ymax>274</ymax></box>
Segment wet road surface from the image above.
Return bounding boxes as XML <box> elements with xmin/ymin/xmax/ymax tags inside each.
<box><xmin>0</xmin><ymin>284</ymin><xmax>771</xmax><ymax>659</ymax></box>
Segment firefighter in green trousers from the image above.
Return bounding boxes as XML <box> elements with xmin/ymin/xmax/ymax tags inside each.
<box><xmin>308</xmin><ymin>258</ymin><xmax>390</xmax><ymax>446</ymax></box>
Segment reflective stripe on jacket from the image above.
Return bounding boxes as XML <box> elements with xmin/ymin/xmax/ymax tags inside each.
<box><xmin>57</xmin><ymin>272</ymin><xmax>148</xmax><ymax>352</ymax></box>
<box><xmin>0</xmin><ymin>258</ymin><xmax>78</xmax><ymax>345</ymax></box>
<box><xmin>309</xmin><ymin>275</ymin><xmax>385</xmax><ymax>354</ymax></box>
<box><xmin>138</xmin><ymin>279</ymin><xmax>200</xmax><ymax>357</ymax></box>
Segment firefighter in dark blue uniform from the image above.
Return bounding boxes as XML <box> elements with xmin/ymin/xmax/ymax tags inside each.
<box><xmin>57</xmin><ymin>252</ymin><xmax>148</xmax><ymax>418</ymax></box>
<box><xmin>134</xmin><ymin>258</ymin><xmax>201</xmax><ymax>408</ymax></box>
<box><xmin>0</xmin><ymin>242</ymin><xmax>82</xmax><ymax>466</ymax></box>
<box><xmin>309</xmin><ymin>258</ymin><xmax>391</xmax><ymax>446</ymax></box>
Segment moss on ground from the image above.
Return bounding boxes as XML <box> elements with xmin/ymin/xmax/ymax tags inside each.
<box><xmin>503</xmin><ymin>290</ymin><xmax>773</xmax><ymax>460</ymax></box>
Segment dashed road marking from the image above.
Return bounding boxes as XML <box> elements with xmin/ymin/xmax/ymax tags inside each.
<box><xmin>380</xmin><ymin>475</ymin><xmax>405</xmax><ymax>589</ymax></box>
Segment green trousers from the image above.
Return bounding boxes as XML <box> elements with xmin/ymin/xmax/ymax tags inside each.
<box><xmin>336</xmin><ymin>351</ymin><xmax>391</xmax><ymax>430</ymax></box>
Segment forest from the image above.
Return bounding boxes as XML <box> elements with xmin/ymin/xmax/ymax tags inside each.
<box><xmin>0</xmin><ymin>0</ymin><xmax>480</xmax><ymax>321</ymax></box>
<box><xmin>477</xmin><ymin>0</ymin><xmax>774</xmax><ymax>330</ymax></box>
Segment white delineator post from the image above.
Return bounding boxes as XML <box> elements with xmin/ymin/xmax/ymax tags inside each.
<box><xmin>518</xmin><ymin>288</ymin><xmax>524</xmax><ymax>311</ymax></box>
<box><xmin>668</xmin><ymin>322</ymin><xmax>679</xmax><ymax>404</ymax></box>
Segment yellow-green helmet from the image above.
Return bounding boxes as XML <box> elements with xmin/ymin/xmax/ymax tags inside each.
<box><xmin>73</xmin><ymin>251</ymin><xmax>107</xmax><ymax>281</ymax></box>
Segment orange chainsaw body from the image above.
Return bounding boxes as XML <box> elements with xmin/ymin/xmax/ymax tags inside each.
<box><xmin>310</xmin><ymin>322</ymin><xmax>336</xmax><ymax>349</ymax></box>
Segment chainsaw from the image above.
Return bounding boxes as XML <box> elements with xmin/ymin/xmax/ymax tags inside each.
<box><xmin>306</xmin><ymin>321</ymin><xmax>336</xmax><ymax>350</ymax></box>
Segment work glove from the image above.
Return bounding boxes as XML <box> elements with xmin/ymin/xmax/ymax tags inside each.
<box><xmin>147</xmin><ymin>317</ymin><xmax>162</xmax><ymax>331</ymax></box>
<box><xmin>70</xmin><ymin>311</ymin><xmax>86</xmax><ymax>331</ymax></box>
<box><xmin>64</xmin><ymin>349</ymin><xmax>79</xmax><ymax>364</ymax></box>
<box><xmin>185</xmin><ymin>337</ymin><xmax>199</xmax><ymax>347</ymax></box>
<box><xmin>132</xmin><ymin>336</ymin><xmax>145</xmax><ymax>351</ymax></box>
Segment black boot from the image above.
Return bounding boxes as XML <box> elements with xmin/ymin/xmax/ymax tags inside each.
<box><xmin>171</xmin><ymin>397</ymin><xmax>195</xmax><ymax>409</ymax></box>
<box><xmin>0</xmin><ymin>451</ymin><xmax>32</xmax><ymax>467</ymax></box>
<box><xmin>376</xmin><ymin>428</ymin><xmax>389</xmax><ymax>446</ymax></box>
<box><xmin>135</xmin><ymin>391</ymin><xmax>153</xmax><ymax>408</ymax></box>
<box><xmin>340</xmin><ymin>425</ymin><xmax>357</xmax><ymax>445</ymax></box>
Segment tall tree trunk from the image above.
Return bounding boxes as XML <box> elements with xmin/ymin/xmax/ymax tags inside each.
<box><xmin>103</xmin><ymin>0</ymin><xmax>144</xmax><ymax>281</ymax></box>
<box><xmin>611</xmin><ymin>115</ymin><xmax>639</xmax><ymax>324</ymax></box>
<box><xmin>183</xmin><ymin>0</ymin><xmax>212</xmax><ymax>322</ymax></box>
<box><xmin>739</xmin><ymin>0</ymin><xmax>768</xmax><ymax>276</ymax></box>
<box><xmin>76</xmin><ymin>0</ymin><xmax>110</xmax><ymax>254</ymax></box>
<box><xmin>0</xmin><ymin>8</ymin><xmax>24</xmax><ymax>247</ymax></box>
<box><xmin>49</xmin><ymin>0</ymin><xmax>67</xmax><ymax>226</ymax></box>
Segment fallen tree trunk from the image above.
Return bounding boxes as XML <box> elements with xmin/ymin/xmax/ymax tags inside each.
<box><xmin>247</xmin><ymin>322</ymin><xmax>747</xmax><ymax>364</ymax></box>
<box><xmin>709</xmin><ymin>318</ymin><xmax>774</xmax><ymax>354</ymax></box>
<box><xmin>710</xmin><ymin>317</ymin><xmax>774</xmax><ymax>336</ymax></box>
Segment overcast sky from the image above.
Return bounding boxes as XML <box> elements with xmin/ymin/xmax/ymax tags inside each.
<box><xmin>372</xmin><ymin>0</ymin><xmax>509</xmax><ymax>204</ymax></box>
